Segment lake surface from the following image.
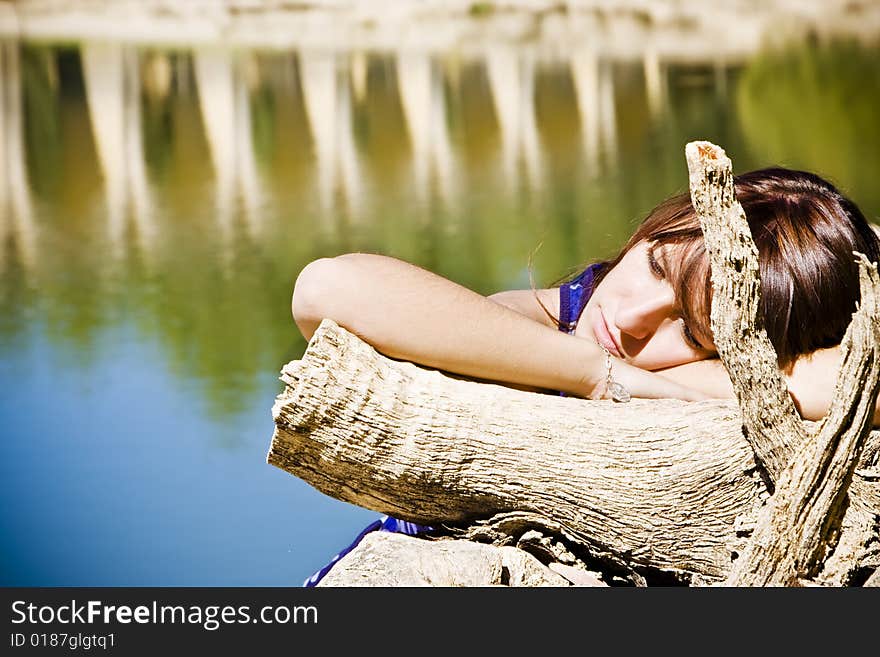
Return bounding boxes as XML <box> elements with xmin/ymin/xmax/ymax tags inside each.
<box><xmin>1</xmin><ymin>30</ymin><xmax>879</xmax><ymax>585</ymax></box>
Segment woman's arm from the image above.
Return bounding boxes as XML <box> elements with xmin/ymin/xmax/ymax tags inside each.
<box><xmin>292</xmin><ymin>253</ymin><xmax>707</xmax><ymax>401</ymax></box>
<box><xmin>656</xmin><ymin>348</ymin><xmax>880</xmax><ymax>426</ymax></box>
<box><xmin>653</xmin><ymin>359</ymin><xmax>735</xmax><ymax>399</ymax></box>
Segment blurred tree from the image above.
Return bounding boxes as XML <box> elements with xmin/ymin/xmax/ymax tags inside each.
<box><xmin>737</xmin><ymin>41</ymin><xmax>880</xmax><ymax>218</ymax></box>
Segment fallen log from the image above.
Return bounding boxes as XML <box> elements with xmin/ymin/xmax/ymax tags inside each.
<box><xmin>269</xmin><ymin>319</ymin><xmax>880</xmax><ymax>584</ymax></box>
<box><xmin>268</xmin><ymin>141</ymin><xmax>880</xmax><ymax>586</ymax></box>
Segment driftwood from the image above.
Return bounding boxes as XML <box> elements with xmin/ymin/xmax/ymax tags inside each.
<box><xmin>268</xmin><ymin>142</ymin><xmax>880</xmax><ymax>586</ymax></box>
<box><xmin>685</xmin><ymin>142</ymin><xmax>880</xmax><ymax>585</ymax></box>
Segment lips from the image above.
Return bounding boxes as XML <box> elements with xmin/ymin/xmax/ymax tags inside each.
<box><xmin>592</xmin><ymin>309</ymin><xmax>623</xmax><ymax>358</ymax></box>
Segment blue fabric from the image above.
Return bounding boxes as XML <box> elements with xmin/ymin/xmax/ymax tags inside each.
<box><xmin>304</xmin><ymin>515</ymin><xmax>433</xmax><ymax>586</ymax></box>
<box><xmin>558</xmin><ymin>263</ymin><xmax>601</xmax><ymax>335</ymax></box>
<box><xmin>558</xmin><ymin>263</ymin><xmax>602</xmax><ymax>396</ymax></box>
<box><xmin>304</xmin><ymin>263</ymin><xmax>601</xmax><ymax>586</ymax></box>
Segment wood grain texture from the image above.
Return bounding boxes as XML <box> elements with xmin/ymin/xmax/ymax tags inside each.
<box><xmin>686</xmin><ymin>141</ymin><xmax>880</xmax><ymax>585</ymax></box>
<box><xmin>724</xmin><ymin>256</ymin><xmax>880</xmax><ymax>585</ymax></box>
<box><xmin>268</xmin><ymin>141</ymin><xmax>880</xmax><ymax>586</ymax></box>
<box><xmin>268</xmin><ymin>319</ymin><xmax>880</xmax><ymax>583</ymax></box>
<box><xmin>685</xmin><ymin>141</ymin><xmax>805</xmax><ymax>483</ymax></box>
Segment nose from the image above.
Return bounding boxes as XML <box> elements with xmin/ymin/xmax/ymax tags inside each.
<box><xmin>613</xmin><ymin>287</ymin><xmax>676</xmax><ymax>340</ymax></box>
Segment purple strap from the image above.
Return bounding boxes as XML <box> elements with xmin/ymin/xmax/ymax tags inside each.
<box><xmin>557</xmin><ymin>263</ymin><xmax>601</xmax><ymax>396</ymax></box>
<box><xmin>304</xmin><ymin>516</ymin><xmax>433</xmax><ymax>587</ymax></box>
<box><xmin>558</xmin><ymin>263</ymin><xmax>600</xmax><ymax>335</ymax></box>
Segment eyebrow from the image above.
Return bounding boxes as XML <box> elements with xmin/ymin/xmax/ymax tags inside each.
<box><xmin>655</xmin><ymin>243</ymin><xmax>671</xmax><ymax>273</ymax></box>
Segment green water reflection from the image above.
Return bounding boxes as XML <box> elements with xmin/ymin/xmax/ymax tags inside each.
<box><xmin>3</xmin><ymin>39</ymin><xmax>879</xmax><ymax>424</ymax></box>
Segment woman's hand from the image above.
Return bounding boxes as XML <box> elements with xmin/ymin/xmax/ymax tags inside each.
<box><xmin>609</xmin><ymin>357</ymin><xmax>711</xmax><ymax>402</ymax></box>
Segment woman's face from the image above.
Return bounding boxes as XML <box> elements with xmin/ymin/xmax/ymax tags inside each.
<box><xmin>576</xmin><ymin>241</ymin><xmax>717</xmax><ymax>370</ymax></box>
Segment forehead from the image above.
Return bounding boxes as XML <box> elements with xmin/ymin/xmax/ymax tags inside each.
<box><xmin>652</xmin><ymin>239</ymin><xmax>696</xmax><ymax>277</ymax></box>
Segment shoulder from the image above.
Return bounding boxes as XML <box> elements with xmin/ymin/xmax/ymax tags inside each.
<box><xmin>487</xmin><ymin>288</ymin><xmax>560</xmax><ymax>328</ymax></box>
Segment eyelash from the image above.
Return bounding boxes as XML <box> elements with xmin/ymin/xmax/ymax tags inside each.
<box><xmin>649</xmin><ymin>245</ymin><xmax>703</xmax><ymax>350</ymax></box>
<box><xmin>647</xmin><ymin>246</ymin><xmax>665</xmax><ymax>278</ymax></box>
<box><xmin>681</xmin><ymin>321</ymin><xmax>703</xmax><ymax>351</ymax></box>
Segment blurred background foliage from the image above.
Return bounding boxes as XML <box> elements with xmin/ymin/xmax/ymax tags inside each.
<box><xmin>1</xmin><ymin>1</ymin><xmax>878</xmax><ymax>584</ymax></box>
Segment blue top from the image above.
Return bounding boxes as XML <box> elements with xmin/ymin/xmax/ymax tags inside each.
<box><xmin>556</xmin><ymin>263</ymin><xmax>601</xmax><ymax>396</ymax></box>
<box><xmin>558</xmin><ymin>263</ymin><xmax>600</xmax><ymax>336</ymax></box>
<box><xmin>303</xmin><ymin>263</ymin><xmax>601</xmax><ymax>586</ymax></box>
<box><xmin>303</xmin><ymin>515</ymin><xmax>428</xmax><ymax>587</ymax></box>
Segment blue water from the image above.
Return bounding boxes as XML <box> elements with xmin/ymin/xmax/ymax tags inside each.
<box><xmin>0</xmin><ymin>322</ymin><xmax>375</xmax><ymax>585</ymax></box>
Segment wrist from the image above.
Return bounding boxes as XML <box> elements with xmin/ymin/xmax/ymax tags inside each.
<box><xmin>582</xmin><ymin>346</ymin><xmax>631</xmax><ymax>402</ymax></box>
<box><xmin>601</xmin><ymin>347</ymin><xmax>631</xmax><ymax>402</ymax></box>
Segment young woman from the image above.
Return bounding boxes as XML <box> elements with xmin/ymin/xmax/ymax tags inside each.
<box><xmin>292</xmin><ymin>168</ymin><xmax>880</xmax><ymax>416</ymax></box>
<box><xmin>291</xmin><ymin>167</ymin><xmax>880</xmax><ymax>585</ymax></box>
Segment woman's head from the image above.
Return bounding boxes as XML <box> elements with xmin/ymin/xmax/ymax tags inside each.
<box><xmin>581</xmin><ymin>167</ymin><xmax>880</xmax><ymax>371</ymax></box>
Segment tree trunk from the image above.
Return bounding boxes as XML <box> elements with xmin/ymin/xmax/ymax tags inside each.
<box><xmin>268</xmin><ymin>141</ymin><xmax>880</xmax><ymax>586</ymax></box>
<box><xmin>269</xmin><ymin>318</ymin><xmax>880</xmax><ymax>584</ymax></box>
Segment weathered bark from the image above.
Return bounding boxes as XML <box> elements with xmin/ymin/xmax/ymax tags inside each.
<box><xmin>268</xmin><ymin>141</ymin><xmax>880</xmax><ymax>586</ymax></box>
<box><xmin>817</xmin><ymin>448</ymin><xmax>880</xmax><ymax>585</ymax></box>
<box><xmin>684</xmin><ymin>141</ymin><xmax>880</xmax><ymax>585</ymax></box>
<box><xmin>684</xmin><ymin>142</ymin><xmax>806</xmax><ymax>482</ymax></box>
<box><xmin>724</xmin><ymin>257</ymin><xmax>880</xmax><ymax>585</ymax></box>
<box><xmin>269</xmin><ymin>319</ymin><xmax>880</xmax><ymax>584</ymax></box>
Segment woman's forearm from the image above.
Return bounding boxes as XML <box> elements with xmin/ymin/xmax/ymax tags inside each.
<box><xmin>291</xmin><ymin>253</ymin><xmax>704</xmax><ymax>401</ymax></box>
<box><xmin>657</xmin><ymin>349</ymin><xmax>880</xmax><ymax>427</ymax></box>
<box><xmin>292</xmin><ymin>253</ymin><xmax>602</xmax><ymax>396</ymax></box>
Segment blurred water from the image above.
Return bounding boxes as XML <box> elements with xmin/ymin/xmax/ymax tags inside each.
<box><xmin>0</xmin><ymin>30</ymin><xmax>878</xmax><ymax>585</ymax></box>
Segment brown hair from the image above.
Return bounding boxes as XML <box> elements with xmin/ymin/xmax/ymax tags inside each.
<box><xmin>543</xmin><ymin>168</ymin><xmax>880</xmax><ymax>368</ymax></box>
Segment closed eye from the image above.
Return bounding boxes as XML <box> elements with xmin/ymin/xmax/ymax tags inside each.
<box><xmin>650</xmin><ymin>243</ymin><xmax>708</xmax><ymax>351</ymax></box>
<box><xmin>681</xmin><ymin>320</ymin><xmax>704</xmax><ymax>350</ymax></box>
<box><xmin>647</xmin><ymin>244</ymin><xmax>665</xmax><ymax>279</ymax></box>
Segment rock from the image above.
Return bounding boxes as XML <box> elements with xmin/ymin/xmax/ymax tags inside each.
<box><xmin>317</xmin><ymin>532</ymin><xmax>572</xmax><ymax>587</ymax></box>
